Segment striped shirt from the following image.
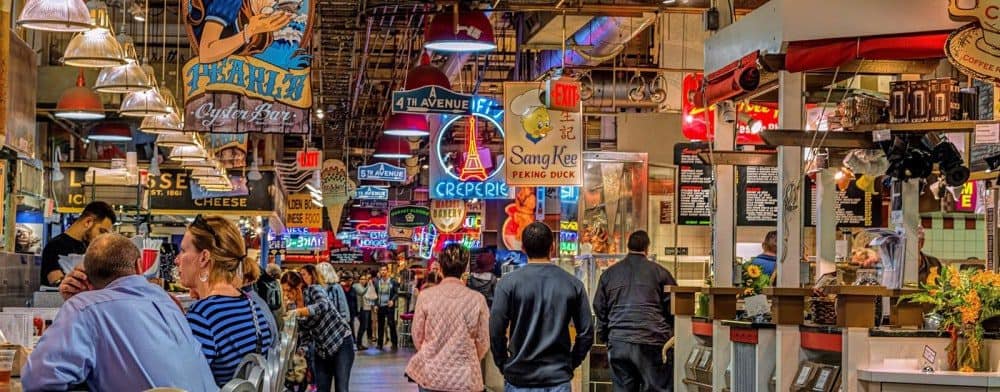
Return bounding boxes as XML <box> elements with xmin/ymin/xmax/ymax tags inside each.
<box><xmin>187</xmin><ymin>294</ymin><xmax>275</xmax><ymax>386</ymax></box>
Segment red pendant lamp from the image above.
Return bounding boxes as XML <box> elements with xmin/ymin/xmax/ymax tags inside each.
<box><xmin>372</xmin><ymin>136</ymin><xmax>413</xmax><ymax>159</ymax></box>
<box><xmin>424</xmin><ymin>9</ymin><xmax>496</xmax><ymax>53</ymax></box>
<box><xmin>383</xmin><ymin>113</ymin><xmax>429</xmax><ymax>137</ymax></box>
<box><xmin>405</xmin><ymin>53</ymin><xmax>451</xmax><ymax>90</ymax></box>
<box><xmin>87</xmin><ymin>122</ymin><xmax>132</xmax><ymax>142</ymax></box>
<box><xmin>56</xmin><ymin>70</ymin><xmax>105</xmax><ymax>120</ymax></box>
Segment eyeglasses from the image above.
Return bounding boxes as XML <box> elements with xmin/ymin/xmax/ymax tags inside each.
<box><xmin>192</xmin><ymin>214</ymin><xmax>219</xmax><ymax>246</ymax></box>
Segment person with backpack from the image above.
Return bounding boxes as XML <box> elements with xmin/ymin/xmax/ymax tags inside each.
<box><xmin>256</xmin><ymin>263</ymin><xmax>285</xmax><ymax>328</ymax></box>
<box><xmin>467</xmin><ymin>250</ymin><xmax>503</xmax><ymax>391</ymax></box>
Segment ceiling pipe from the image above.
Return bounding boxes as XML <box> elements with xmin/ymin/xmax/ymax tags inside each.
<box><xmin>532</xmin><ymin>14</ymin><xmax>657</xmax><ymax>79</ymax></box>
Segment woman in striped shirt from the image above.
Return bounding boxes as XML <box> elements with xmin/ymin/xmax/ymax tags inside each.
<box><xmin>175</xmin><ymin>215</ymin><xmax>274</xmax><ymax>386</ymax></box>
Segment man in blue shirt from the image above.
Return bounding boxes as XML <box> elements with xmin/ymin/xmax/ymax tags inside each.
<box><xmin>21</xmin><ymin>234</ymin><xmax>216</xmax><ymax>392</ymax></box>
<box><xmin>751</xmin><ymin>230</ymin><xmax>779</xmax><ymax>278</ymax></box>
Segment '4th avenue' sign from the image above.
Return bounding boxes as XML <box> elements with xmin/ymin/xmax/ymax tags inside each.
<box><xmin>392</xmin><ymin>86</ymin><xmax>473</xmax><ymax>115</ymax></box>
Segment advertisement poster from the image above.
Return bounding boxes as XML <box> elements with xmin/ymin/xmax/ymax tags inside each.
<box><xmin>503</xmin><ymin>82</ymin><xmax>583</xmax><ymax>186</ymax></box>
<box><xmin>430</xmin><ymin>97</ymin><xmax>510</xmax><ymax>199</ymax></box>
<box><xmin>182</xmin><ymin>0</ymin><xmax>313</xmax><ymax>134</ymax></box>
<box><xmin>501</xmin><ymin>187</ymin><xmax>539</xmax><ymax>251</ymax></box>
<box><xmin>674</xmin><ymin>143</ymin><xmax>712</xmax><ymax>225</ymax></box>
<box><xmin>207</xmin><ymin>133</ymin><xmax>248</xmax><ymax>168</ymax></box>
<box><xmin>14</xmin><ymin>211</ymin><xmax>42</xmax><ymax>255</ymax></box>
<box><xmin>286</xmin><ymin>193</ymin><xmax>323</xmax><ymax>229</ymax></box>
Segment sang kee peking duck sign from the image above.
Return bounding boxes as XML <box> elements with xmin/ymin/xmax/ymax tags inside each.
<box><xmin>182</xmin><ymin>0</ymin><xmax>313</xmax><ymax>133</ymax></box>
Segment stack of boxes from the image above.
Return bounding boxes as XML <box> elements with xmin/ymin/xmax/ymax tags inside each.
<box><xmin>890</xmin><ymin>78</ymin><xmax>970</xmax><ymax>124</ymax></box>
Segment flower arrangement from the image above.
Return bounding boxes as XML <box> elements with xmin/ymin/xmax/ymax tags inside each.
<box><xmin>902</xmin><ymin>266</ymin><xmax>1000</xmax><ymax>372</ymax></box>
<box><xmin>740</xmin><ymin>262</ymin><xmax>771</xmax><ymax>298</ymax></box>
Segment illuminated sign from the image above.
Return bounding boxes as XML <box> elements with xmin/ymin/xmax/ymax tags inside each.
<box><xmin>545</xmin><ymin>79</ymin><xmax>581</xmax><ymax>112</ymax></box>
<box><xmin>391</xmin><ymin>85</ymin><xmax>473</xmax><ymax>115</ymax></box>
<box><xmin>355</xmin><ymin>185</ymin><xmax>389</xmax><ymax>200</ymax></box>
<box><xmin>681</xmin><ymin>73</ymin><xmax>777</xmax><ymax>145</ymax></box>
<box><xmin>560</xmin><ymin>186</ymin><xmax>580</xmax><ymax>202</ymax></box>
<box><xmin>559</xmin><ymin>186</ymin><xmax>580</xmax><ymax>258</ymax></box>
<box><xmin>358</xmin><ymin>162</ymin><xmax>407</xmax><ymax>182</ymax></box>
<box><xmin>956</xmin><ymin>181</ymin><xmax>977</xmax><ymax>212</ymax></box>
<box><xmin>431</xmin><ymin>96</ymin><xmax>510</xmax><ymax>199</ymax></box>
<box><xmin>389</xmin><ymin>206</ymin><xmax>431</xmax><ymax>228</ymax></box>
<box><xmin>297</xmin><ymin>150</ymin><xmax>322</xmax><ymax>170</ymax></box>
<box><xmin>358</xmin><ymin>230</ymin><xmax>389</xmax><ymax>249</ymax></box>
<box><xmin>504</xmin><ymin>82</ymin><xmax>583</xmax><ymax>186</ymax></box>
<box><xmin>431</xmin><ymin>200</ymin><xmax>467</xmax><ymax>233</ymax></box>
<box><xmin>284</xmin><ymin>231</ymin><xmax>327</xmax><ymax>252</ymax></box>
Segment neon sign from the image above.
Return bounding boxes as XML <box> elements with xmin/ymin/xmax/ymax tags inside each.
<box><xmin>285</xmin><ymin>232</ymin><xmax>327</xmax><ymax>252</ymax></box>
<box><xmin>431</xmin><ymin>97</ymin><xmax>510</xmax><ymax>199</ymax></box>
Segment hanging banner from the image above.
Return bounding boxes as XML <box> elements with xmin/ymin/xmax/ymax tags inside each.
<box><xmin>389</xmin><ymin>206</ymin><xmax>431</xmax><ymax>228</ymax></box>
<box><xmin>355</xmin><ymin>185</ymin><xmax>389</xmax><ymax>200</ymax></box>
<box><xmin>430</xmin><ymin>97</ymin><xmax>511</xmax><ymax>199</ymax></box>
<box><xmin>503</xmin><ymin>82</ymin><xmax>583</xmax><ymax>186</ymax></box>
<box><xmin>207</xmin><ymin>133</ymin><xmax>248</xmax><ymax>169</ymax></box>
<box><xmin>286</xmin><ymin>193</ymin><xmax>323</xmax><ymax>229</ymax></box>
<box><xmin>391</xmin><ymin>86</ymin><xmax>473</xmax><ymax>115</ymax></box>
<box><xmin>359</xmin><ymin>162</ymin><xmax>407</xmax><ymax>182</ymax></box>
<box><xmin>431</xmin><ymin>200</ymin><xmax>466</xmax><ymax>233</ymax></box>
<box><xmin>182</xmin><ymin>0</ymin><xmax>314</xmax><ymax>134</ymax></box>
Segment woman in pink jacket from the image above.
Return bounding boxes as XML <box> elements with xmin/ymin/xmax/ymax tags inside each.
<box><xmin>405</xmin><ymin>244</ymin><xmax>490</xmax><ymax>392</ymax></box>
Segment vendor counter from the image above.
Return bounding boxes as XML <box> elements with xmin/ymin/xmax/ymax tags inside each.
<box><xmin>854</xmin><ymin>329</ymin><xmax>1000</xmax><ymax>392</ymax></box>
<box><xmin>858</xmin><ymin>369</ymin><xmax>1000</xmax><ymax>391</ymax></box>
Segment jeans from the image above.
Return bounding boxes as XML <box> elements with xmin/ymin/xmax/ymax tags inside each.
<box><xmin>608</xmin><ymin>340</ymin><xmax>672</xmax><ymax>392</ymax></box>
<box><xmin>358</xmin><ymin>309</ymin><xmax>372</xmax><ymax>346</ymax></box>
<box><xmin>377</xmin><ymin>306</ymin><xmax>397</xmax><ymax>348</ymax></box>
<box><xmin>504</xmin><ymin>382</ymin><xmax>571</xmax><ymax>392</ymax></box>
<box><xmin>313</xmin><ymin>336</ymin><xmax>356</xmax><ymax>392</ymax></box>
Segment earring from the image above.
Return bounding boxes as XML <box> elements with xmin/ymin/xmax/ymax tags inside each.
<box><xmin>199</xmin><ymin>271</ymin><xmax>208</xmax><ymax>282</ymax></box>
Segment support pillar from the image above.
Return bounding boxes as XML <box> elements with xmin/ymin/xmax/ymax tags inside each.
<box><xmin>816</xmin><ymin>168</ymin><xmax>838</xmax><ymax>277</ymax></box>
<box><xmin>710</xmin><ymin>104</ymin><xmax>735</xmax><ymax>392</ymax></box>
<box><xmin>893</xmin><ymin>179</ymin><xmax>921</xmax><ymax>286</ymax></box>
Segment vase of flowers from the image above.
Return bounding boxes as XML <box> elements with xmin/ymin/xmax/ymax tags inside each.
<box><xmin>902</xmin><ymin>266</ymin><xmax>999</xmax><ymax>372</ymax></box>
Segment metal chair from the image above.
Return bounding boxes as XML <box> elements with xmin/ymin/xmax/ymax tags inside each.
<box><xmin>399</xmin><ymin>312</ymin><xmax>415</xmax><ymax>348</ymax></box>
<box><xmin>220</xmin><ymin>379</ymin><xmax>256</xmax><ymax>392</ymax></box>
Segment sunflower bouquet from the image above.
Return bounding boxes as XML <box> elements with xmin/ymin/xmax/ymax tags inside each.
<box><xmin>902</xmin><ymin>266</ymin><xmax>1000</xmax><ymax>372</ymax></box>
<box><xmin>739</xmin><ymin>262</ymin><xmax>771</xmax><ymax>298</ymax></box>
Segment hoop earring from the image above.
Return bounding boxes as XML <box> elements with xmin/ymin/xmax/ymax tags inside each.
<box><xmin>199</xmin><ymin>271</ymin><xmax>209</xmax><ymax>282</ymax></box>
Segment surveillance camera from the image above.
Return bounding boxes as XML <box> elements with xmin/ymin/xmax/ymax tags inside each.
<box><xmin>720</xmin><ymin>101</ymin><xmax>736</xmax><ymax>124</ymax></box>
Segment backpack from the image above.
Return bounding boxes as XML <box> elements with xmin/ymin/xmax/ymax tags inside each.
<box><xmin>256</xmin><ymin>278</ymin><xmax>283</xmax><ymax>312</ymax></box>
<box><xmin>467</xmin><ymin>273</ymin><xmax>497</xmax><ymax>307</ymax></box>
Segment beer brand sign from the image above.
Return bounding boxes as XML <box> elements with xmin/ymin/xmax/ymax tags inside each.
<box><xmin>182</xmin><ymin>0</ymin><xmax>314</xmax><ymax>133</ymax></box>
<box><xmin>946</xmin><ymin>0</ymin><xmax>1000</xmax><ymax>82</ymax></box>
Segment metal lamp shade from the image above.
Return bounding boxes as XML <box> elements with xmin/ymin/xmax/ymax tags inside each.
<box><xmin>190</xmin><ymin>167</ymin><xmax>226</xmax><ymax>179</ymax></box>
<box><xmin>95</xmin><ymin>61</ymin><xmax>151</xmax><ymax>93</ymax></box>
<box><xmin>156</xmin><ymin>132</ymin><xmax>199</xmax><ymax>148</ymax></box>
<box><xmin>87</xmin><ymin>123</ymin><xmax>132</xmax><ymax>142</ymax></box>
<box><xmin>424</xmin><ymin>10</ymin><xmax>496</xmax><ymax>53</ymax></box>
<box><xmin>182</xmin><ymin>158</ymin><xmax>221</xmax><ymax>169</ymax></box>
<box><xmin>168</xmin><ymin>145</ymin><xmax>206</xmax><ymax>161</ymax></box>
<box><xmin>17</xmin><ymin>0</ymin><xmax>92</xmax><ymax>32</ymax></box>
<box><xmin>55</xmin><ymin>71</ymin><xmax>105</xmax><ymax>120</ymax></box>
<box><xmin>383</xmin><ymin>113</ymin><xmax>429</xmax><ymax>137</ymax></box>
<box><xmin>372</xmin><ymin>136</ymin><xmax>413</xmax><ymax>159</ymax></box>
<box><xmin>405</xmin><ymin>64</ymin><xmax>451</xmax><ymax>90</ymax></box>
<box><xmin>119</xmin><ymin>88</ymin><xmax>170</xmax><ymax>117</ymax></box>
<box><xmin>63</xmin><ymin>28</ymin><xmax>127</xmax><ymax>68</ymax></box>
<box><xmin>140</xmin><ymin>112</ymin><xmax>182</xmax><ymax>134</ymax></box>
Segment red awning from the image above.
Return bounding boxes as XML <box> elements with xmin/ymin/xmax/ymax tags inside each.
<box><xmin>784</xmin><ymin>31</ymin><xmax>951</xmax><ymax>73</ymax></box>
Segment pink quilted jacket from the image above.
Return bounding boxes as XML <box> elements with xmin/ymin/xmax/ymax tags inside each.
<box><xmin>405</xmin><ymin>277</ymin><xmax>490</xmax><ymax>392</ymax></box>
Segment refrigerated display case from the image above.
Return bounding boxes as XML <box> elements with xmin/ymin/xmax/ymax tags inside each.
<box><xmin>579</xmin><ymin>152</ymin><xmax>648</xmax><ymax>257</ymax></box>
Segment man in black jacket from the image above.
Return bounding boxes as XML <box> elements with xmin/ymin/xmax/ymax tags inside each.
<box><xmin>593</xmin><ymin>230</ymin><xmax>677</xmax><ymax>392</ymax></box>
<box><xmin>490</xmin><ymin>222</ymin><xmax>594</xmax><ymax>391</ymax></box>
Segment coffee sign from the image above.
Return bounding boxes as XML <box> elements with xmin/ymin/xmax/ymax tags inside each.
<box><xmin>431</xmin><ymin>200</ymin><xmax>466</xmax><ymax>233</ymax></box>
<box><xmin>182</xmin><ymin>0</ymin><xmax>314</xmax><ymax>133</ymax></box>
<box><xmin>947</xmin><ymin>1</ymin><xmax>1000</xmax><ymax>82</ymax></box>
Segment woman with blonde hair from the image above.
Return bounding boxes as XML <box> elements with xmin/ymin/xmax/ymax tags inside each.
<box><xmin>283</xmin><ymin>268</ymin><xmax>355</xmax><ymax>392</ymax></box>
<box><xmin>176</xmin><ymin>215</ymin><xmax>274</xmax><ymax>386</ymax></box>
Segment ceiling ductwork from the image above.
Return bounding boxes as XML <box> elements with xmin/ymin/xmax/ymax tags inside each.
<box><xmin>532</xmin><ymin>14</ymin><xmax>657</xmax><ymax>78</ymax></box>
<box><xmin>579</xmin><ymin>70</ymin><xmax>667</xmax><ymax>109</ymax></box>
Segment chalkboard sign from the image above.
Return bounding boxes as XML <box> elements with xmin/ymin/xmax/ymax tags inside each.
<box><xmin>804</xmin><ymin>176</ymin><xmax>884</xmax><ymax>228</ymax></box>
<box><xmin>674</xmin><ymin>143</ymin><xmax>712</xmax><ymax>225</ymax></box>
<box><xmin>737</xmin><ymin>166</ymin><xmax>779</xmax><ymax>226</ymax></box>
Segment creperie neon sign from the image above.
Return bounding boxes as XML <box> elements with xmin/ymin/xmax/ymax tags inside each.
<box><xmin>432</xmin><ymin>97</ymin><xmax>511</xmax><ymax>199</ymax></box>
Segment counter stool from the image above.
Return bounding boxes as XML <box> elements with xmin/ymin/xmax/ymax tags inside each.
<box><xmin>399</xmin><ymin>312</ymin><xmax>415</xmax><ymax>348</ymax></box>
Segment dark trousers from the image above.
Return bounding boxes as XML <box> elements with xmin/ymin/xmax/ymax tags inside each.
<box><xmin>608</xmin><ymin>340</ymin><xmax>672</xmax><ymax>392</ymax></box>
<box><xmin>314</xmin><ymin>336</ymin><xmax>356</xmax><ymax>392</ymax></box>
<box><xmin>357</xmin><ymin>309</ymin><xmax>372</xmax><ymax>346</ymax></box>
<box><xmin>377</xmin><ymin>306</ymin><xmax>397</xmax><ymax>348</ymax></box>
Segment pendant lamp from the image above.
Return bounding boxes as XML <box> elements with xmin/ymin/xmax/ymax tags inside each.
<box><xmin>372</xmin><ymin>136</ymin><xmax>413</xmax><ymax>159</ymax></box>
<box><xmin>182</xmin><ymin>159</ymin><xmax>220</xmax><ymax>169</ymax></box>
<box><xmin>157</xmin><ymin>132</ymin><xmax>199</xmax><ymax>148</ymax></box>
<box><xmin>140</xmin><ymin>112</ymin><xmax>183</xmax><ymax>134</ymax></box>
<box><xmin>383</xmin><ymin>113</ymin><xmax>429</xmax><ymax>137</ymax></box>
<box><xmin>87</xmin><ymin>122</ymin><xmax>132</xmax><ymax>142</ymax></box>
<box><xmin>168</xmin><ymin>145</ymin><xmax>206</xmax><ymax>161</ymax></box>
<box><xmin>17</xmin><ymin>0</ymin><xmax>92</xmax><ymax>32</ymax></box>
<box><xmin>55</xmin><ymin>70</ymin><xmax>105</xmax><ymax>120</ymax></box>
<box><xmin>191</xmin><ymin>167</ymin><xmax>226</xmax><ymax>179</ymax></box>
<box><xmin>95</xmin><ymin>34</ymin><xmax>151</xmax><ymax>93</ymax></box>
<box><xmin>424</xmin><ymin>10</ymin><xmax>496</xmax><ymax>53</ymax></box>
<box><xmin>148</xmin><ymin>146</ymin><xmax>161</xmax><ymax>176</ymax></box>
<box><xmin>405</xmin><ymin>63</ymin><xmax>451</xmax><ymax>90</ymax></box>
<box><xmin>119</xmin><ymin>86</ymin><xmax>169</xmax><ymax>116</ymax></box>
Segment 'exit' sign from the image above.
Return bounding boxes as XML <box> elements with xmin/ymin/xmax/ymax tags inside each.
<box><xmin>297</xmin><ymin>150</ymin><xmax>322</xmax><ymax>170</ymax></box>
<box><xmin>545</xmin><ymin>79</ymin><xmax>581</xmax><ymax>112</ymax></box>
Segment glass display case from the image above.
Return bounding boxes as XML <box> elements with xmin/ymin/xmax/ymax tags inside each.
<box><xmin>579</xmin><ymin>152</ymin><xmax>648</xmax><ymax>256</ymax></box>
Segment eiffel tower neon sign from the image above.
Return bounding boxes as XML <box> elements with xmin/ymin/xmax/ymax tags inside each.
<box><xmin>460</xmin><ymin>116</ymin><xmax>489</xmax><ymax>182</ymax></box>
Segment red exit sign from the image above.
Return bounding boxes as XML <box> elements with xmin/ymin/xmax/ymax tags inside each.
<box><xmin>297</xmin><ymin>150</ymin><xmax>322</xmax><ymax>170</ymax></box>
<box><xmin>545</xmin><ymin>79</ymin><xmax>581</xmax><ymax>112</ymax></box>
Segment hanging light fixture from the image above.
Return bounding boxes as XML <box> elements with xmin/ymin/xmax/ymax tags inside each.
<box><xmin>94</xmin><ymin>34</ymin><xmax>151</xmax><ymax>93</ymax></box>
<box><xmin>247</xmin><ymin>145</ymin><xmax>263</xmax><ymax>181</ymax></box>
<box><xmin>140</xmin><ymin>88</ymin><xmax>181</xmax><ymax>133</ymax></box>
<box><xmin>17</xmin><ymin>0</ymin><xmax>92</xmax><ymax>32</ymax></box>
<box><xmin>87</xmin><ymin>122</ymin><xmax>132</xmax><ymax>142</ymax></box>
<box><xmin>405</xmin><ymin>54</ymin><xmax>451</xmax><ymax>90</ymax></box>
<box><xmin>148</xmin><ymin>145</ymin><xmax>161</xmax><ymax>176</ymax></box>
<box><xmin>191</xmin><ymin>166</ymin><xmax>226</xmax><ymax>179</ymax></box>
<box><xmin>383</xmin><ymin>113</ymin><xmax>429</xmax><ymax>137</ymax></box>
<box><xmin>156</xmin><ymin>132</ymin><xmax>199</xmax><ymax>148</ymax></box>
<box><xmin>182</xmin><ymin>159</ymin><xmax>219</xmax><ymax>169</ymax></box>
<box><xmin>55</xmin><ymin>70</ymin><xmax>105</xmax><ymax>120</ymax></box>
<box><xmin>372</xmin><ymin>136</ymin><xmax>413</xmax><ymax>159</ymax></box>
<box><xmin>119</xmin><ymin>84</ymin><xmax>169</xmax><ymax>116</ymax></box>
<box><xmin>62</xmin><ymin>1</ymin><xmax>126</xmax><ymax>68</ymax></box>
<box><xmin>168</xmin><ymin>145</ymin><xmax>206</xmax><ymax>161</ymax></box>
<box><xmin>424</xmin><ymin>9</ymin><xmax>496</xmax><ymax>53</ymax></box>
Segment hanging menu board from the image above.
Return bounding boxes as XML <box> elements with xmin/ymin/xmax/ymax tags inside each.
<box><xmin>804</xmin><ymin>176</ymin><xmax>883</xmax><ymax>227</ymax></box>
<box><xmin>737</xmin><ymin>166</ymin><xmax>779</xmax><ymax>226</ymax></box>
<box><xmin>674</xmin><ymin>143</ymin><xmax>712</xmax><ymax>225</ymax></box>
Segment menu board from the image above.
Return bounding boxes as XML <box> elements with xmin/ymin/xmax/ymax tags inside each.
<box><xmin>737</xmin><ymin>166</ymin><xmax>779</xmax><ymax>226</ymax></box>
<box><xmin>804</xmin><ymin>176</ymin><xmax>883</xmax><ymax>227</ymax></box>
<box><xmin>674</xmin><ymin>143</ymin><xmax>712</xmax><ymax>225</ymax></box>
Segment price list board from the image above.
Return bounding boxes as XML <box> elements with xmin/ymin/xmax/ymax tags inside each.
<box><xmin>737</xmin><ymin>165</ymin><xmax>779</xmax><ymax>226</ymax></box>
<box><xmin>804</xmin><ymin>176</ymin><xmax>884</xmax><ymax>228</ymax></box>
<box><xmin>674</xmin><ymin>143</ymin><xmax>712</xmax><ymax>225</ymax></box>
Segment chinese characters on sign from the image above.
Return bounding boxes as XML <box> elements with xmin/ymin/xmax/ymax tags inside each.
<box><xmin>503</xmin><ymin>82</ymin><xmax>583</xmax><ymax>186</ymax></box>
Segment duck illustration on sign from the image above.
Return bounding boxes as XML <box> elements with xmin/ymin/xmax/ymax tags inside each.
<box><xmin>947</xmin><ymin>0</ymin><xmax>1000</xmax><ymax>82</ymax></box>
<box><xmin>183</xmin><ymin>0</ymin><xmax>313</xmax><ymax>133</ymax></box>
<box><xmin>509</xmin><ymin>89</ymin><xmax>552</xmax><ymax>143</ymax></box>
